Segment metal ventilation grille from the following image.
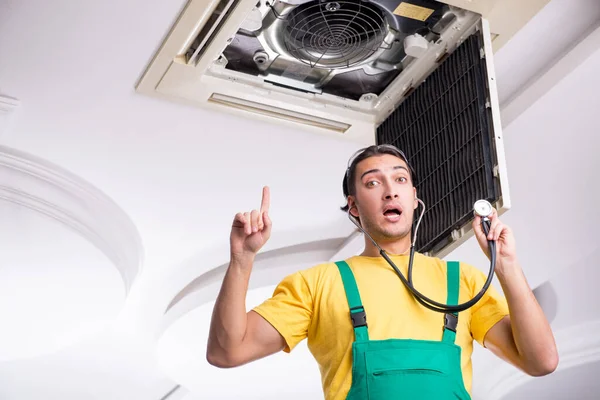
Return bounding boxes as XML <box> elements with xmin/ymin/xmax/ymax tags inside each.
<box><xmin>377</xmin><ymin>34</ymin><xmax>497</xmax><ymax>254</ymax></box>
<box><xmin>283</xmin><ymin>1</ymin><xmax>388</xmax><ymax>69</ymax></box>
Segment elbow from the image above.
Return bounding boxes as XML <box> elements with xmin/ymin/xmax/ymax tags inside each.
<box><xmin>206</xmin><ymin>349</ymin><xmax>222</xmax><ymax>368</ymax></box>
<box><xmin>536</xmin><ymin>356</ymin><xmax>559</xmax><ymax>377</ymax></box>
<box><xmin>526</xmin><ymin>352</ymin><xmax>559</xmax><ymax>377</ymax></box>
<box><xmin>206</xmin><ymin>346</ymin><xmax>241</xmax><ymax>369</ymax></box>
<box><xmin>528</xmin><ymin>363</ymin><xmax>557</xmax><ymax>377</ymax></box>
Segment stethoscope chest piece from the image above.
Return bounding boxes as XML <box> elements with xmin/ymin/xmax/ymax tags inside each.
<box><xmin>474</xmin><ymin>199</ymin><xmax>493</xmax><ymax>218</ymax></box>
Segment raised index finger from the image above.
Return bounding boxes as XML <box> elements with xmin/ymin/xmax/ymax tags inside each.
<box><xmin>260</xmin><ymin>186</ymin><xmax>270</xmax><ymax>213</ymax></box>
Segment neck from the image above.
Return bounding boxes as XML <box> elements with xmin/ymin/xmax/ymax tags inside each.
<box><xmin>360</xmin><ymin>234</ymin><xmax>412</xmax><ymax>257</ymax></box>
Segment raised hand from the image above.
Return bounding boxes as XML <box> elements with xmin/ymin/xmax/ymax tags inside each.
<box><xmin>230</xmin><ymin>186</ymin><xmax>272</xmax><ymax>260</ymax></box>
<box><xmin>472</xmin><ymin>207</ymin><xmax>517</xmax><ymax>273</ymax></box>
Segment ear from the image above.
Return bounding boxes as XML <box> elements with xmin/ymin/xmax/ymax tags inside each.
<box><xmin>413</xmin><ymin>188</ymin><xmax>418</xmax><ymax>210</ymax></box>
<box><xmin>348</xmin><ymin>196</ymin><xmax>360</xmax><ymax>218</ymax></box>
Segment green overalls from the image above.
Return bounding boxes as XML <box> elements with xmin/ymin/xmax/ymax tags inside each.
<box><xmin>334</xmin><ymin>260</ymin><xmax>472</xmax><ymax>400</ymax></box>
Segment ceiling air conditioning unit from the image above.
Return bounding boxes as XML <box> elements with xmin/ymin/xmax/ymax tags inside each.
<box><xmin>136</xmin><ymin>0</ymin><xmax>548</xmax><ymax>143</ymax></box>
<box><xmin>136</xmin><ymin>0</ymin><xmax>547</xmax><ymax>256</ymax></box>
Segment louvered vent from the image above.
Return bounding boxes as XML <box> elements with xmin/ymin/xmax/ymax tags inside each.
<box><xmin>377</xmin><ymin>34</ymin><xmax>498</xmax><ymax>254</ymax></box>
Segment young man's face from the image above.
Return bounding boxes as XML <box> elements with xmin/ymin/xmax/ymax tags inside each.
<box><xmin>348</xmin><ymin>154</ymin><xmax>417</xmax><ymax>242</ymax></box>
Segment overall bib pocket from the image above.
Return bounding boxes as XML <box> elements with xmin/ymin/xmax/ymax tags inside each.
<box><xmin>367</xmin><ymin>369</ymin><xmax>467</xmax><ymax>399</ymax></box>
<box><xmin>363</xmin><ymin>340</ymin><xmax>468</xmax><ymax>400</ymax></box>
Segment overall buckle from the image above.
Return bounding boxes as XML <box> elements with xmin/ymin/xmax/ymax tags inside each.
<box><xmin>444</xmin><ymin>313</ymin><xmax>458</xmax><ymax>333</ymax></box>
<box><xmin>350</xmin><ymin>306</ymin><xmax>367</xmax><ymax>328</ymax></box>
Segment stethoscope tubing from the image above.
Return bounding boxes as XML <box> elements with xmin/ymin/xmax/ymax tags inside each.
<box><xmin>348</xmin><ymin>200</ymin><xmax>496</xmax><ymax>313</ymax></box>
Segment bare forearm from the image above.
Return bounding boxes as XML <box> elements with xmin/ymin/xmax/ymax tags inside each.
<box><xmin>208</xmin><ymin>254</ymin><xmax>254</xmax><ymax>351</ymax></box>
<box><xmin>207</xmin><ymin>187</ymin><xmax>276</xmax><ymax>368</ymax></box>
<box><xmin>497</xmin><ymin>259</ymin><xmax>558</xmax><ymax>375</ymax></box>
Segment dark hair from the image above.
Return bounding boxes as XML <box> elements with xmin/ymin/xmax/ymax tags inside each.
<box><xmin>340</xmin><ymin>144</ymin><xmax>417</xmax><ymax>212</ymax></box>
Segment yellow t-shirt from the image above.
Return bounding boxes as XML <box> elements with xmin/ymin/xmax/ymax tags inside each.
<box><xmin>253</xmin><ymin>252</ymin><xmax>509</xmax><ymax>399</ymax></box>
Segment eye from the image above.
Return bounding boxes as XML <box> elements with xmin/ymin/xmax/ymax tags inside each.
<box><xmin>366</xmin><ymin>180</ymin><xmax>379</xmax><ymax>187</ymax></box>
<box><xmin>397</xmin><ymin>176</ymin><xmax>408</xmax><ymax>183</ymax></box>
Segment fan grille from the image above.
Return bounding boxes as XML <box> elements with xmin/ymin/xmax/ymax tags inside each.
<box><xmin>283</xmin><ymin>1</ymin><xmax>388</xmax><ymax>69</ymax></box>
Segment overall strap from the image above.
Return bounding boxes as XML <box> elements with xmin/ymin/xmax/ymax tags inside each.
<box><xmin>442</xmin><ymin>261</ymin><xmax>460</xmax><ymax>344</ymax></box>
<box><xmin>335</xmin><ymin>261</ymin><xmax>369</xmax><ymax>342</ymax></box>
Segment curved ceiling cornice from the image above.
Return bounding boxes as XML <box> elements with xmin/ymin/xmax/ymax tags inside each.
<box><xmin>0</xmin><ymin>145</ymin><xmax>143</xmax><ymax>290</ymax></box>
<box><xmin>159</xmin><ymin>235</ymin><xmax>349</xmax><ymax>334</ymax></box>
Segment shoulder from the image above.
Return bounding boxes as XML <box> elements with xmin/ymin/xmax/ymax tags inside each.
<box><xmin>297</xmin><ymin>261</ymin><xmax>340</xmax><ymax>286</ymax></box>
<box><xmin>274</xmin><ymin>261</ymin><xmax>338</xmax><ymax>292</ymax></box>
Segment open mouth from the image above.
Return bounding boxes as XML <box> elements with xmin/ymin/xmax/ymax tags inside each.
<box><xmin>383</xmin><ymin>208</ymin><xmax>402</xmax><ymax>221</ymax></box>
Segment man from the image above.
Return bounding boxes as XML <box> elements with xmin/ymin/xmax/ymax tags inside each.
<box><xmin>207</xmin><ymin>144</ymin><xmax>558</xmax><ymax>399</ymax></box>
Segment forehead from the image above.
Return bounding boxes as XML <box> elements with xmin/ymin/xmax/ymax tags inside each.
<box><xmin>355</xmin><ymin>154</ymin><xmax>409</xmax><ymax>175</ymax></box>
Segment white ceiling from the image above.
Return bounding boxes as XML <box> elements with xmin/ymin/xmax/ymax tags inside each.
<box><xmin>493</xmin><ymin>0</ymin><xmax>600</xmax><ymax>106</ymax></box>
<box><xmin>0</xmin><ymin>0</ymin><xmax>599</xmax><ymax>399</ymax></box>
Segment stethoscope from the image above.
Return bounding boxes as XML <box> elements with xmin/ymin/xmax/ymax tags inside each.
<box><xmin>347</xmin><ymin>198</ymin><xmax>496</xmax><ymax>313</ymax></box>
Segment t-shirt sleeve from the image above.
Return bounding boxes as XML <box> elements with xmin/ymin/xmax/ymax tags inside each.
<box><xmin>465</xmin><ymin>262</ymin><xmax>510</xmax><ymax>347</ymax></box>
<box><xmin>252</xmin><ymin>271</ymin><xmax>313</xmax><ymax>353</ymax></box>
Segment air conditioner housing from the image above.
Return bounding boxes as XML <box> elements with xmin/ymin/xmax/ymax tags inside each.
<box><xmin>136</xmin><ymin>0</ymin><xmax>548</xmax><ymax>142</ymax></box>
